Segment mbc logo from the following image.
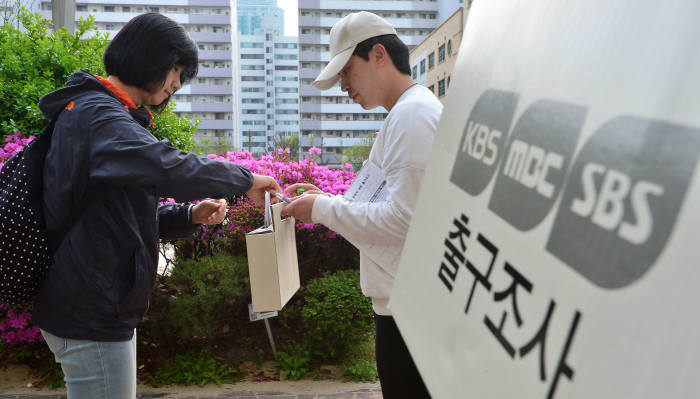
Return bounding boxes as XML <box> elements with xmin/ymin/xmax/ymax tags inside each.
<box><xmin>450</xmin><ymin>89</ymin><xmax>700</xmax><ymax>289</ymax></box>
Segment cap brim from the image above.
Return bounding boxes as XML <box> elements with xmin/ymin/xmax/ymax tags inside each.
<box><xmin>312</xmin><ymin>47</ymin><xmax>354</xmax><ymax>90</ymax></box>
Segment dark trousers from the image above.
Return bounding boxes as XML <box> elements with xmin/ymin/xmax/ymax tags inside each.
<box><xmin>375</xmin><ymin>314</ymin><xmax>431</xmax><ymax>399</ymax></box>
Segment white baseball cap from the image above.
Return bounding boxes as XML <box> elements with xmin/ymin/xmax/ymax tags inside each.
<box><xmin>312</xmin><ymin>11</ymin><xmax>397</xmax><ymax>90</ymax></box>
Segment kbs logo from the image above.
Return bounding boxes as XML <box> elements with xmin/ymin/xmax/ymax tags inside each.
<box><xmin>450</xmin><ymin>91</ymin><xmax>700</xmax><ymax>289</ymax></box>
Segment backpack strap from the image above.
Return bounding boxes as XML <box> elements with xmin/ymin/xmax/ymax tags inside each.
<box><xmin>25</xmin><ymin>111</ymin><xmax>89</xmax><ymax>255</ymax></box>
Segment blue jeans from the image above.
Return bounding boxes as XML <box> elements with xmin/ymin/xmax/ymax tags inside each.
<box><xmin>40</xmin><ymin>329</ymin><xmax>136</xmax><ymax>399</ymax></box>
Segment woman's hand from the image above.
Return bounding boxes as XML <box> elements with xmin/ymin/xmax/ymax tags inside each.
<box><xmin>191</xmin><ymin>199</ymin><xmax>228</xmax><ymax>225</ymax></box>
<box><xmin>246</xmin><ymin>174</ymin><xmax>282</xmax><ymax>206</ymax></box>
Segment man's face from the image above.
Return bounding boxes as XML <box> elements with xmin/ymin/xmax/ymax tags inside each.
<box><xmin>339</xmin><ymin>55</ymin><xmax>379</xmax><ymax>110</ymax></box>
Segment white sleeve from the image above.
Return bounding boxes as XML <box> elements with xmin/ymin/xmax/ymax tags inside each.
<box><xmin>310</xmin><ymin>102</ymin><xmax>436</xmax><ymax>247</ymax></box>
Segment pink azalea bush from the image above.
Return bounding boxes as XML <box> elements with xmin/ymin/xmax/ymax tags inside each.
<box><xmin>178</xmin><ymin>148</ymin><xmax>361</xmax><ymax>277</ymax></box>
<box><xmin>0</xmin><ymin>131</ymin><xmax>36</xmax><ymax>170</ymax></box>
<box><xmin>1</xmin><ymin>136</ymin><xmax>361</xmax><ymax>349</ymax></box>
<box><xmin>0</xmin><ymin>304</ymin><xmax>43</xmax><ymax>347</ymax></box>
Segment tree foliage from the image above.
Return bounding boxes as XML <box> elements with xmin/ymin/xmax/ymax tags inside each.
<box><xmin>0</xmin><ymin>9</ymin><xmax>199</xmax><ymax>152</ymax></box>
<box><xmin>0</xmin><ymin>9</ymin><xmax>107</xmax><ymax>139</ymax></box>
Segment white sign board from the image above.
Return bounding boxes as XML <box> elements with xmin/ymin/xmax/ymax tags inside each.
<box><xmin>390</xmin><ymin>1</ymin><xmax>700</xmax><ymax>398</ymax></box>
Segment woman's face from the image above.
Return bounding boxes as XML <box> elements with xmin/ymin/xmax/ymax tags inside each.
<box><xmin>141</xmin><ymin>65</ymin><xmax>183</xmax><ymax>106</ymax></box>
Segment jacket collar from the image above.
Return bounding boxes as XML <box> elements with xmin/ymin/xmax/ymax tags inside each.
<box><xmin>94</xmin><ymin>75</ymin><xmax>153</xmax><ymax>128</ymax></box>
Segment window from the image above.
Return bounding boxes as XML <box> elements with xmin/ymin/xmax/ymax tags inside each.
<box><xmin>241</xmin><ymin>42</ymin><xmax>263</xmax><ymax>48</ymax></box>
<box><xmin>76</xmin><ymin>5</ymin><xmax>87</xmax><ymax>11</ymax></box>
<box><xmin>214</xmin><ymin>96</ymin><xmax>224</xmax><ymax>103</ymax></box>
<box><xmin>412</xmin><ymin>65</ymin><xmax>417</xmax><ymax>79</ymax></box>
<box><xmin>428</xmin><ymin>52</ymin><xmax>435</xmax><ymax>69</ymax></box>
<box><xmin>275</xmin><ymin>65</ymin><xmax>298</xmax><ymax>71</ymax></box>
<box><xmin>167</xmin><ymin>7</ymin><xmax>178</xmax><ymax>13</ymax></box>
<box><xmin>241</xmin><ymin>65</ymin><xmax>263</xmax><ymax>70</ymax></box>
<box><xmin>122</xmin><ymin>6</ymin><xmax>130</xmax><ymax>12</ymax></box>
<box><xmin>212</xmin><ymin>26</ymin><xmax>224</xmax><ymax>33</ymax></box>
<box><xmin>241</xmin><ymin>76</ymin><xmax>264</xmax><ymax>81</ymax></box>
<box><xmin>438</xmin><ymin>79</ymin><xmax>446</xmax><ymax>97</ymax></box>
<box><xmin>275</xmin><ymin>43</ymin><xmax>298</xmax><ymax>49</ymax></box>
<box><xmin>438</xmin><ymin>44</ymin><xmax>446</xmax><ymax>63</ymax></box>
<box><xmin>215</xmin><ymin>113</ymin><xmax>225</xmax><ymax>120</ymax></box>
<box><xmin>241</xmin><ymin>54</ymin><xmax>264</xmax><ymax>59</ymax></box>
<box><xmin>104</xmin><ymin>5</ymin><xmax>115</xmax><ymax>12</ymax></box>
<box><xmin>448</xmin><ymin>40</ymin><xmax>453</xmax><ymax>56</ymax></box>
<box><xmin>275</xmin><ymin>54</ymin><xmax>297</xmax><ymax>60</ymax></box>
<box><xmin>420</xmin><ymin>59</ymin><xmax>426</xmax><ymax>75</ymax></box>
<box><xmin>149</xmin><ymin>7</ymin><xmax>159</xmax><ymax>12</ymax></box>
<box><xmin>105</xmin><ymin>24</ymin><xmax>115</xmax><ymax>31</ymax></box>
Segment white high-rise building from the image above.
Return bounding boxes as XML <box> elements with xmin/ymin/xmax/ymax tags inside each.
<box><xmin>38</xmin><ymin>1</ymin><xmax>237</xmax><ymax>147</ymax></box>
<box><xmin>237</xmin><ymin>15</ymin><xmax>299</xmax><ymax>155</ymax></box>
<box><xmin>297</xmin><ymin>0</ymin><xmax>462</xmax><ymax>164</ymax></box>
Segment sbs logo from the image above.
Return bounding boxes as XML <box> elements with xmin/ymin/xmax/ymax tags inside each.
<box><xmin>451</xmin><ymin>90</ymin><xmax>700</xmax><ymax>289</ymax></box>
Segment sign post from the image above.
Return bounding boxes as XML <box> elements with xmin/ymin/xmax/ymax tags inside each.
<box><xmin>390</xmin><ymin>0</ymin><xmax>700</xmax><ymax>398</ymax></box>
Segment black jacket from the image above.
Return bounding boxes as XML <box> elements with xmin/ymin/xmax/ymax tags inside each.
<box><xmin>32</xmin><ymin>71</ymin><xmax>253</xmax><ymax>341</ymax></box>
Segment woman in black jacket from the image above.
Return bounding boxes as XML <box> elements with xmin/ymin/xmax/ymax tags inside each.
<box><xmin>31</xmin><ymin>13</ymin><xmax>280</xmax><ymax>398</ymax></box>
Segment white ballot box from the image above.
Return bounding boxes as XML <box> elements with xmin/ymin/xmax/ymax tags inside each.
<box><xmin>245</xmin><ymin>201</ymin><xmax>300</xmax><ymax>313</ymax></box>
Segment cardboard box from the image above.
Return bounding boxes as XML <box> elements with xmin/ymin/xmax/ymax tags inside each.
<box><xmin>245</xmin><ymin>202</ymin><xmax>300</xmax><ymax>312</ymax></box>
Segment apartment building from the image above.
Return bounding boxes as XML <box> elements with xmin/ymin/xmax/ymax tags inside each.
<box><xmin>38</xmin><ymin>1</ymin><xmax>236</xmax><ymax>146</ymax></box>
<box><xmin>409</xmin><ymin>6</ymin><xmax>463</xmax><ymax>102</ymax></box>
<box><xmin>297</xmin><ymin>0</ymin><xmax>462</xmax><ymax>164</ymax></box>
<box><xmin>237</xmin><ymin>15</ymin><xmax>299</xmax><ymax>155</ymax></box>
<box><xmin>237</xmin><ymin>0</ymin><xmax>283</xmax><ymax>36</ymax></box>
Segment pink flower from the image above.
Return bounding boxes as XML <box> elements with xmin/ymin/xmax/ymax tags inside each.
<box><xmin>308</xmin><ymin>147</ymin><xmax>322</xmax><ymax>155</ymax></box>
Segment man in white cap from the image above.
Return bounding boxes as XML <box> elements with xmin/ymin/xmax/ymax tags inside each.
<box><xmin>283</xmin><ymin>11</ymin><xmax>442</xmax><ymax>398</ymax></box>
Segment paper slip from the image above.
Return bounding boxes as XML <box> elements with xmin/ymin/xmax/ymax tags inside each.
<box><xmin>344</xmin><ymin>161</ymin><xmax>389</xmax><ymax>203</ymax></box>
<box><xmin>248</xmin><ymin>304</ymin><xmax>278</xmax><ymax>322</ymax></box>
<box><xmin>344</xmin><ymin>162</ymin><xmax>402</xmax><ymax>268</ymax></box>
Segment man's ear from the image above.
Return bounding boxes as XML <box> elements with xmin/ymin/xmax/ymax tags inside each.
<box><xmin>372</xmin><ymin>43</ymin><xmax>388</xmax><ymax>67</ymax></box>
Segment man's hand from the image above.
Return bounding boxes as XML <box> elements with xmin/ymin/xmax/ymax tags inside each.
<box><xmin>282</xmin><ymin>193</ymin><xmax>318</xmax><ymax>223</ymax></box>
<box><xmin>191</xmin><ymin>199</ymin><xmax>228</xmax><ymax>225</ymax></box>
<box><xmin>247</xmin><ymin>174</ymin><xmax>282</xmax><ymax>206</ymax></box>
<box><xmin>284</xmin><ymin>182</ymin><xmax>329</xmax><ymax>198</ymax></box>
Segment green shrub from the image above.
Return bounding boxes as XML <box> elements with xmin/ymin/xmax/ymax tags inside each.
<box><xmin>342</xmin><ymin>359</ymin><xmax>378</xmax><ymax>382</ymax></box>
<box><xmin>148</xmin><ymin>350</ymin><xmax>239</xmax><ymax>387</ymax></box>
<box><xmin>166</xmin><ymin>254</ymin><xmax>250</xmax><ymax>341</ymax></box>
<box><xmin>0</xmin><ymin>9</ymin><xmax>198</xmax><ymax>151</ymax></box>
<box><xmin>0</xmin><ymin>10</ymin><xmax>107</xmax><ymax>139</ymax></box>
<box><xmin>276</xmin><ymin>342</ymin><xmax>311</xmax><ymax>381</ymax></box>
<box><xmin>293</xmin><ymin>269</ymin><xmax>374</xmax><ymax>362</ymax></box>
<box><xmin>148</xmin><ymin>101</ymin><xmax>198</xmax><ymax>153</ymax></box>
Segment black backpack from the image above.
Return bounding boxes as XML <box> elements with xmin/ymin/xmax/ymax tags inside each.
<box><xmin>0</xmin><ymin>114</ymin><xmax>78</xmax><ymax>306</ymax></box>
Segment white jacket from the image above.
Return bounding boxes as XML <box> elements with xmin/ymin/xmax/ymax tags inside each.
<box><xmin>312</xmin><ymin>85</ymin><xmax>443</xmax><ymax>315</ymax></box>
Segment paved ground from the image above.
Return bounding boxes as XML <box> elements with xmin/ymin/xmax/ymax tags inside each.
<box><xmin>0</xmin><ymin>381</ymin><xmax>383</xmax><ymax>399</ymax></box>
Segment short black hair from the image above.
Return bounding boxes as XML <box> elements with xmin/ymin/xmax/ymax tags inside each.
<box><xmin>352</xmin><ymin>34</ymin><xmax>411</xmax><ymax>76</ymax></box>
<box><xmin>103</xmin><ymin>13</ymin><xmax>198</xmax><ymax>110</ymax></box>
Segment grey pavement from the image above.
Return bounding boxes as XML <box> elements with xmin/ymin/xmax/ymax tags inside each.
<box><xmin>0</xmin><ymin>384</ymin><xmax>383</xmax><ymax>399</ymax></box>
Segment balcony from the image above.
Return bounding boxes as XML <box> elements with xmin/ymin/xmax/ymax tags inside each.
<box><xmin>198</xmin><ymin>50</ymin><xmax>232</xmax><ymax>61</ymax></box>
<box><xmin>198</xmin><ymin>120</ymin><xmax>235</xmax><ymax>130</ymax></box>
<box><xmin>197</xmin><ymin>67</ymin><xmax>233</xmax><ymax>78</ymax></box>
<box><xmin>189</xmin><ymin>32</ymin><xmax>231</xmax><ymax>43</ymax></box>
<box><xmin>299</xmin><ymin>0</ymin><xmax>438</xmax><ymax>12</ymax></box>
<box><xmin>299</xmin><ymin>120</ymin><xmax>383</xmax><ymax>130</ymax></box>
